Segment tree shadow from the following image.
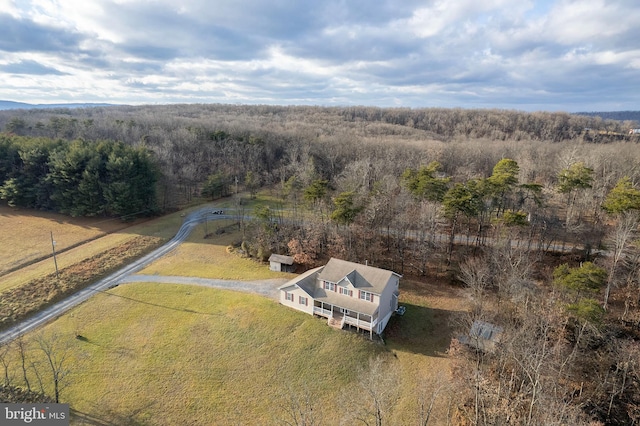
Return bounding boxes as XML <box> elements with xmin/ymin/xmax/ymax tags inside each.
<box><xmin>98</xmin><ymin>286</ymin><xmax>225</xmax><ymax>317</ymax></box>
<box><xmin>70</xmin><ymin>409</ymin><xmax>117</xmax><ymax>426</ymax></box>
<box><xmin>71</xmin><ymin>402</ymin><xmax>155</xmax><ymax>426</ymax></box>
<box><xmin>384</xmin><ymin>304</ymin><xmax>462</xmax><ymax>357</ymax></box>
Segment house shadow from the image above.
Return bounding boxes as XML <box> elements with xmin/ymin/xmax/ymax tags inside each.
<box><xmin>383</xmin><ymin>303</ymin><xmax>463</xmax><ymax>357</ymax></box>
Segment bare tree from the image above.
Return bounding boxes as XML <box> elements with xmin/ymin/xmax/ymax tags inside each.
<box><xmin>35</xmin><ymin>332</ymin><xmax>72</xmax><ymax>403</ymax></box>
<box><xmin>0</xmin><ymin>341</ymin><xmax>12</xmax><ymax>386</ymax></box>
<box><xmin>345</xmin><ymin>354</ymin><xmax>400</xmax><ymax>426</ymax></box>
<box><xmin>412</xmin><ymin>200</ymin><xmax>442</xmax><ymax>276</ymax></box>
<box><xmin>30</xmin><ymin>359</ymin><xmax>46</xmax><ymax>395</ymax></box>
<box><xmin>457</xmin><ymin>256</ymin><xmax>490</xmax><ymax>315</ymax></box>
<box><xmin>278</xmin><ymin>386</ymin><xmax>322</xmax><ymax>426</ymax></box>
<box><xmin>15</xmin><ymin>336</ymin><xmax>31</xmax><ymax>392</ymax></box>
<box><xmin>603</xmin><ymin>212</ymin><xmax>638</xmax><ymax>310</ymax></box>
<box><xmin>487</xmin><ymin>242</ymin><xmax>536</xmax><ymax>305</ymax></box>
<box><xmin>416</xmin><ymin>371</ymin><xmax>451</xmax><ymax>426</ymax></box>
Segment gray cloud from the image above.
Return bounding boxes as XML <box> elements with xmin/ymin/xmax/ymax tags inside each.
<box><xmin>0</xmin><ymin>13</ymin><xmax>84</xmax><ymax>53</ymax></box>
<box><xmin>0</xmin><ymin>1</ymin><xmax>639</xmax><ymax>112</ymax></box>
<box><xmin>0</xmin><ymin>60</ymin><xmax>67</xmax><ymax>75</ymax></box>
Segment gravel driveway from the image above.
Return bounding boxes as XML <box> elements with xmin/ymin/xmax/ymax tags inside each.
<box><xmin>118</xmin><ymin>275</ymin><xmax>290</xmax><ymax>299</ymax></box>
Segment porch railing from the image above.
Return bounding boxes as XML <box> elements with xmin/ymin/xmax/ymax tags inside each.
<box><xmin>344</xmin><ymin>315</ymin><xmax>373</xmax><ymax>330</ymax></box>
<box><xmin>313</xmin><ymin>307</ymin><xmax>332</xmax><ymax>317</ymax></box>
<box><xmin>314</xmin><ymin>306</ymin><xmax>377</xmax><ymax>331</ymax></box>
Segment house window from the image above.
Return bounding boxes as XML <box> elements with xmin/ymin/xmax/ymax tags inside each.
<box><xmin>285</xmin><ymin>292</ymin><xmax>293</xmax><ymax>302</ymax></box>
<box><xmin>360</xmin><ymin>291</ymin><xmax>373</xmax><ymax>302</ymax></box>
<box><xmin>324</xmin><ymin>282</ymin><xmax>336</xmax><ymax>291</ymax></box>
<box><xmin>339</xmin><ymin>287</ymin><xmax>352</xmax><ymax>296</ymax></box>
<box><xmin>299</xmin><ymin>296</ymin><xmax>308</xmax><ymax>306</ymax></box>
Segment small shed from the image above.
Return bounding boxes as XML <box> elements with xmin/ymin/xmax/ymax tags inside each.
<box><xmin>269</xmin><ymin>254</ymin><xmax>295</xmax><ymax>272</ymax></box>
<box><xmin>459</xmin><ymin>320</ymin><xmax>503</xmax><ymax>353</ymax></box>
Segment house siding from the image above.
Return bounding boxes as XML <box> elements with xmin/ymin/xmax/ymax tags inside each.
<box><xmin>279</xmin><ymin>286</ymin><xmax>314</xmax><ymax>315</ymax></box>
<box><xmin>375</xmin><ymin>274</ymin><xmax>400</xmax><ymax>333</ymax></box>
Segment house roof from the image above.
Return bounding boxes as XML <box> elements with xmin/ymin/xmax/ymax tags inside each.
<box><xmin>269</xmin><ymin>254</ymin><xmax>294</xmax><ymax>265</ymax></box>
<box><xmin>313</xmin><ymin>286</ymin><xmax>380</xmax><ymax>315</ymax></box>
<box><xmin>278</xmin><ymin>258</ymin><xmax>400</xmax><ymax>316</ymax></box>
<box><xmin>278</xmin><ymin>265</ymin><xmax>323</xmax><ymax>297</ymax></box>
<box><xmin>317</xmin><ymin>258</ymin><xmax>399</xmax><ymax>294</ymax></box>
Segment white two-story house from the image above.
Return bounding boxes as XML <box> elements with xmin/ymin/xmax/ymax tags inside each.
<box><xmin>278</xmin><ymin>258</ymin><xmax>401</xmax><ymax>338</ymax></box>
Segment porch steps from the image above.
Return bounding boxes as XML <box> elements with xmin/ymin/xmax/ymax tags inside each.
<box><xmin>328</xmin><ymin>315</ymin><xmax>345</xmax><ymax>330</ymax></box>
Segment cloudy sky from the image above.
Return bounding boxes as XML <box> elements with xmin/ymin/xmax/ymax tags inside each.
<box><xmin>1</xmin><ymin>0</ymin><xmax>639</xmax><ymax>112</ymax></box>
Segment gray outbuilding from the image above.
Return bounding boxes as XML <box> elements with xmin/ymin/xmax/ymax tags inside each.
<box><xmin>269</xmin><ymin>254</ymin><xmax>296</xmax><ymax>272</ymax></box>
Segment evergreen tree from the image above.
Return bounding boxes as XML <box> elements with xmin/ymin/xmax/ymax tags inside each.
<box><xmin>330</xmin><ymin>191</ymin><xmax>362</xmax><ymax>226</ymax></box>
<box><xmin>401</xmin><ymin>161</ymin><xmax>450</xmax><ymax>202</ymax></box>
<box><xmin>602</xmin><ymin>176</ymin><xmax>640</xmax><ymax>214</ymax></box>
<box><xmin>202</xmin><ymin>173</ymin><xmax>229</xmax><ymax>200</ymax></box>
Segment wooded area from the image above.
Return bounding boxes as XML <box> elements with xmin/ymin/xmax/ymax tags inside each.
<box><xmin>2</xmin><ymin>104</ymin><xmax>640</xmax><ymax>424</ymax></box>
<box><xmin>0</xmin><ymin>135</ymin><xmax>157</xmax><ymax>218</ymax></box>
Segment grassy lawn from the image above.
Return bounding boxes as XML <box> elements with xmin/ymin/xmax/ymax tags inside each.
<box><xmin>0</xmin><ymin>194</ymin><xmax>278</xmax><ymax>291</ymax></box>
<box><xmin>138</xmin><ymin>220</ymin><xmax>294</xmax><ymax>281</ymax></box>
<box><xmin>11</xmin><ymin>283</ymin><xmax>383</xmax><ymax>425</ymax></box>
<box><xmin>6</xmin><ymin>277</ymin><xmax>466</xmax><ymax>425</ymax></box>
<box><xmin>385</xmin><ymin>278</ymin><xmax>468</xmax><ymax>424</ymax></box>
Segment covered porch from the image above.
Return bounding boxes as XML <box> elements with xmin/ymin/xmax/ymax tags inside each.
<box><xmin>313</xmin><ymin>301</ymin><xmax>378</xmax><ymax>337</ymax></box>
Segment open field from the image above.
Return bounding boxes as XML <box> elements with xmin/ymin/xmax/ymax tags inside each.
<box><xmin>0</xmin><ymin>195</ymin><xmax>282</xmax><ymax>331</ymax></box>
<box><xmin>386</xmin><ymin>278</ymin><xmax>468</xmax><ymax>423</ymax></box>
<box><xmin>0</xmin><ymin>235</ymin><xmax>164</xmax><ymax>330</ymax></box>
<box><xmin>0</xmin><ymin>206</ymin><xmax>136</xmax><ymax>276</ymax></box>
<box><xmin>6</xmin><ymin>277</ymin><xmax>465</xmax><ymax>425</ymax></box>
<box><xmin>11</xmin><ymin>283</ymin><xmax>384</xmax><ymax>425</ymax></box>
<box><xmin>0</xmin><ymin>204</ymin><xmax>210</xmax><ymax>330</ymax></box>
<box><xmin>0</xmin><ymin>206</ymin><xmax>200</xmax><ymax>293</ymax></box>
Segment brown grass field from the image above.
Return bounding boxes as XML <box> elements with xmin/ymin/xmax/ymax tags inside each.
<box><xmin>0</xmin><ymin>206</ymin><xmax>137</xmax><ymax>276</ymax></box>
<box><xmin>0</xmin><ymin>205</ymin><xmax>198</xmax><ymax>293</ymax></box>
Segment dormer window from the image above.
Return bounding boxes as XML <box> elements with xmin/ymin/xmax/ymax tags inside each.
<box><xmin>324</xmin><ymin>281</ymin><xmax>336</xmax><ymax>291</ymax></box>
<box><xmin>339</xmin><ymin>287</ymin><xmax>353</xmax><ymax>296</ymax></box>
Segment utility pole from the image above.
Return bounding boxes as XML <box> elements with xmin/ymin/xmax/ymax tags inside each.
<box><xmin>50</xmin><ymin>231</ymin><xmax>59</xmax><ymax>279</ymax></box>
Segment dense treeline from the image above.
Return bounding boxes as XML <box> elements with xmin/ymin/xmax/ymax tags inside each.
<box><xmin>1</xmin><ymin>104</ymin><xmax>638</xmax><ymax>210</ymax></box>
<box><xmin>337</xmin><ymin>106</ymin><xmax>638</xmax><ymax>141</ymax></box>
<box><xmin>2</xmin><ymin>104</ymin><xmax>637</xmax><ymax>143</ymax></box>
<box><xmin>0</xmin><ymin>134</ymin><xmax>157</xmax><ymax>218</ymax></box>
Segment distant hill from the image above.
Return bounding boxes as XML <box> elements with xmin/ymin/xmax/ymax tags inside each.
<box><xmin>0</xmin><ymin>100</ymin><xmax>115</xmax><ymax>110</ymax></box>
<box><xmin>576</xmin><ymin>111</ymin><xmax>640</xmax><ymax>123</ymax></box>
